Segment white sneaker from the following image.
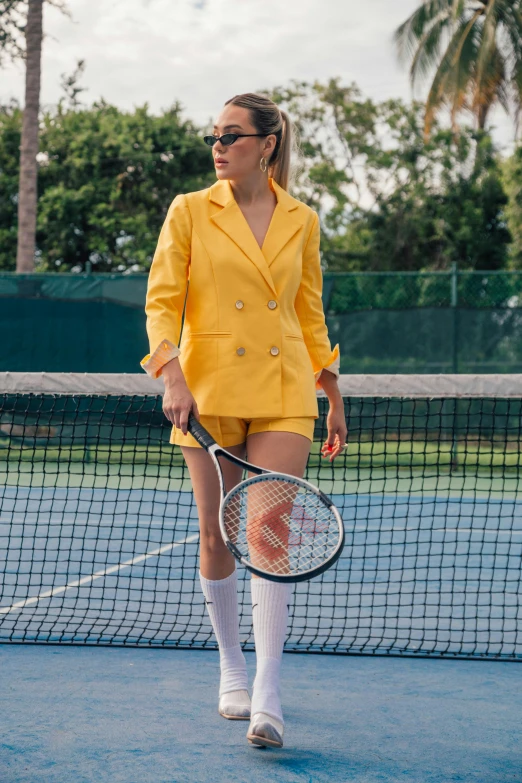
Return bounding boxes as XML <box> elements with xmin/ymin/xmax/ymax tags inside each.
<box><xmin>218</xmin><ymin>689</ymin><xmax>251</xmax><ymax>720</ymax></box>
<box><xmin>246</xmin><ymin>712</ymin><xmax>284</xmax><ymax>748</ymax></box>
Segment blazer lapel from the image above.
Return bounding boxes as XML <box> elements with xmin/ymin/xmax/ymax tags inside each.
<box><xmin>209</xmin><ymin>178</ymin><xmax>304</xmax><ymax>295</ymax></box>
<box><xmin>262</xmin><ymin>183</ymin><xmax>304</xmax><ymax>268</ymax></box>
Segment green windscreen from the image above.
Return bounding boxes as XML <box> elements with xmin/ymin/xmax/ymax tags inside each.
<box><xmin>2</xmin><ymin>270</ymin><xmax>521</xmax><ymax>373</ymax></box>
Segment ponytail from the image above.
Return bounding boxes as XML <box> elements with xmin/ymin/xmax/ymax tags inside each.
<box><xmin>223</xmin><ymin>93</ymin><xmax>301</xmax><ymax>191</ymax></box>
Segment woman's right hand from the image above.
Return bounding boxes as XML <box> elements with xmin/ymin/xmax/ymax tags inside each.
<box><xmin>161</xmin><ymin>358</ymin><xmax>200</xmax><ymax>434</ymax></box>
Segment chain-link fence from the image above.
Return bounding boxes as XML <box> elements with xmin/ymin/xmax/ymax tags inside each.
<box><xmin>324</xmin><ymin>267</ymin><xmax>522</xmax><ymax>374</ymax></box>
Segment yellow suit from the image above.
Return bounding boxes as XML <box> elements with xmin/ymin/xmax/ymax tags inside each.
<box><xmin>141</xmin><ymin>176</ymin><xmax>339</xmax><ymax>419</ymax></box>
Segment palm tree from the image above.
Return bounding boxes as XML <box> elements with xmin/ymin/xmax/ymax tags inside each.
<box><xmin>394</xmin><ymin>0</ymin><xmax>522</xmax><ymax>141</ymax></box>
<box><xmin>0</xmin><ymin>0</ymin><xmax>69</xmax><ymax>272</ymax></box>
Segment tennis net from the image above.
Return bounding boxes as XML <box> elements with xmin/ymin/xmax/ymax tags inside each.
<box><xmin>1</xmin><ymin>372</ymin><xmax>521</xmax><ymax>660</ymax></box>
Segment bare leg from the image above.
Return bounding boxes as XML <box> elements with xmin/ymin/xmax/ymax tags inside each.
<box><xmin>246</xmin><ymin>430</ymin><xmax>311</xmax><ymax>481</ymax></box>
<box><xmin>181</xmin><ymin>442</ymin><xmax>250</xmax><ymax>718</ymax></box>
<box><xmin>181</xmin><ymin>442</ymin><xmax>246</xmax><ymax>580</ymax></box>
<box><xmin>245</xmin><ymin>431</ymin><xmax>312</xmax><ymax>577</ymax></box>
<box><xmin>245</xmin><ymin>431</ymin><xmax>312</xmax><ymax>747</ymax></box>
<box><xmin>182</xmin><ymin>432</ymin><xmax>310</xmax><ymax>577</ymax></box>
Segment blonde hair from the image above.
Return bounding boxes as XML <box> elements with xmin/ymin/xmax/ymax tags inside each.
<box><xmin>224</xmin><ymin>92</ymin><xmax>300</xmax><ymax>191</ymax></box>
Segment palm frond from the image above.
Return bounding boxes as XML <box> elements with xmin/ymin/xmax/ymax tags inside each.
<box><xmin>450</xmin><ymin>0</ymin><xmax>471</xmax><ymax>23</ymax></box>
<box><xmin>499</xmin><ymin>5</ymin><xmax>522</xmax><ymax>79</ymax></box>
<box><xmin>475</xmin><ymin>0</ymin><xmax>500</xmax><ymax>89</ymax></box>
<box><xmin>394</xmin><ymin>0</ymin><xmax>457</xmax><ymax>65</ymax></box>
<box><xmin>474</xmin><ymin>49</ymin><xmax>506</xmax><ymax>128</ymax></box>
<box><xmin>496</xmin><ymin>76</ymin><xmax>512</xmax><ymax>116</ymax></box>
<box><xmin>449</xmin><ymin>21</ymin><xmax>479</xmax><ymax>124</ymax></box>
<box><xmin>396</xmin><ymin>0</ymin><xmax>522</xmax><ymax>137</ymax></box>
<box><xmin>423</xmin><ymin>9</ymin><xmax>483</xmax><ymax>137</ymax></box>
<box><xmin>510</xmin><ymin>47</ymin><xmax>522</xmax><ymax>135</ymax></box>
<box><xmin>408</xmin><ymin>12</ymin><xmax>454</xmax><ymax>85</ymax></box>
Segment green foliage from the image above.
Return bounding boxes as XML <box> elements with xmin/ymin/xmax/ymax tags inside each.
<box><xmin>0</xmin><ymin>77</ymin><xmax>515</xmax><ymax>272</ymax></box>
<box><xmin>268</xmin><ymin>79</ymin><xmax>512</xmax><ymax>272</ymax></box>
<box><xmin>327</xmin><ymin>270</ymin><xmax>521</xmax><ymax>314</ymax></box>
<box><xmin>0</xmin><ymin>98</ymin><xmax>214</xmax><ymax>271</ymax></box>
<box><xmin>501</xmin><ymin>147</ymin><xmax>522</xmax><ymax>268</ymax></box>
<box><xmin>363</xmin><ymin>131</ymin><xmax>511</xmax><ymax>272</ymax></box>
<box><xmin>0</xmin><ymin>100</ymin><xmax>22</xmax><ymax>271</ymax></box>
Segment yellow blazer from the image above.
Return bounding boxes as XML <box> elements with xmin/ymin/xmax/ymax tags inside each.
<box><xmin>141</xmin><ymin>176</ymin><xmax>339</xmax><ymax>418</ymax></box>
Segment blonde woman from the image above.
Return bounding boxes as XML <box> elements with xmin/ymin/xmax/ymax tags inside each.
<box><xmin>140</xmin><ymin>93</ymin><xmax>346</xmax><ymax>749</ymax></box>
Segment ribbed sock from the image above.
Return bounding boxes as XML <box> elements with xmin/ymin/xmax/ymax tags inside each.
<box><xmin>199</xmin><ymin>569</ymin><xmax>248</xmax><ymax>696</ymax></box>
<box><xmin>250</xmin><ymin>577</ymin><xmax>292</xmax><ymax>724</ymax></box>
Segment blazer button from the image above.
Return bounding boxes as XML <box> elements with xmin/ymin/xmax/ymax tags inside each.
<box><xmin>235</xmin><ymin>300</ymin><xmax>244</xmax><ymax>309</ymax></box>
<box><xmin>267</xmin><ymin>300</ymin><xmax>277</xmax><ymax>310</ymax></box>
<box><xmin>270</xmin><ymin>346</ymin><xmax>279</xmax><ymax>356</ymax></box>
<box><xmin>236</xmin><ymin>347</ymin><xmax>246</xmax><ymax>356</ymax></box>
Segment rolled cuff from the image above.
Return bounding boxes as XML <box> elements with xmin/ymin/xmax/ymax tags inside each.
<box><xmin>140</xmin><ymin>339</ymin><xmax>181</xmax><ymax>379</ymax></box>
<box><xmin>314</xmin><ymin>343</ymin><xmax>340</xmax><ymax>389</ymax></box>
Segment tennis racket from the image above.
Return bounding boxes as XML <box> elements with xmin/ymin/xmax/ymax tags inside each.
<box><xmin>187</xmin><ymin>413</ymin><xmax>345</xmax><ymax>583</ymax></box>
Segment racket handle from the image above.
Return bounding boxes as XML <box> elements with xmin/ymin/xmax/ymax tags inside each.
<box><xmin>187</xmin><ymin>412</ymin><xmax>217</xmax><ymax>450</ymax></box>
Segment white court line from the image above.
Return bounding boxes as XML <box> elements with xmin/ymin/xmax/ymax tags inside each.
<box><xmin>0</xmin><ymin>533</ymin><xmax>199</xmax><ymax>615</ymax></box>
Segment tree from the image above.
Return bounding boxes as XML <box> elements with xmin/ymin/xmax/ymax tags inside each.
<box><xmin>502</xmin><ymin>146</ymin><xmax>522</xmax><ymax>268</ymax></box>
<box><xmin>0</xmin><ymin>99</ymin><xmax>213</xmax><ymax>271</ymax></box>
<box><xmin>0</xmin><ymin>100</ymin><xmax>22</xmax><ymax>270</ymax></box>
<box><xmin>267</xmin><ymin>78</ymin><xmax>511</xmax><ymax>271</ymax></box>
<box><xmin>0</xmin><ymin>77</ymin><xmax>511</xmax><ymax>272</ymax></box>
<box><xmin>394</xmin><ymin>0</ymin><xmax>522</xmax><ymax>140</ymax></box>
<box><xmin>0</xmin><ymin>0</ymin><xmax>69</xmax><ymax>272</ymax></box>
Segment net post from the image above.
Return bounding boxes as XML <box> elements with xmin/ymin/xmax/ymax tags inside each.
<box><xmin>451</xmin><ymin>261</ymin><xmax>459</xmax><ymax>375</ymax></box>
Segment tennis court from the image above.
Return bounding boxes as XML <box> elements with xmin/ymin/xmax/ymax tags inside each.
<box><xmin>0</xmin><ymin>372</ymin><xmax>520</xmax><ymax>781</ymax></box>
<box><xmin>1</xmin><ymin>645</ymin><xmax>519</xmax><ymax>783</ymax></box>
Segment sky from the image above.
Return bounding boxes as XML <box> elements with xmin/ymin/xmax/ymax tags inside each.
<box><xmin>0</xmin><ymin>0</ymin><xmax>516</xmax><ymax>153</ymax></box>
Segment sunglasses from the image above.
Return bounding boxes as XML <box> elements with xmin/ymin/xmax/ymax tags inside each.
<box><xmin>203</xmin><ymin>133</ymin><xmax>267</xmax><ymax>147</ymax></box>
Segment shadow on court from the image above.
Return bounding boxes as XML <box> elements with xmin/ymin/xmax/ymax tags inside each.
<box><xmin>0</xmin><ymin>646</ymin><xmax>519</xmax><ymax>783</ymax></box>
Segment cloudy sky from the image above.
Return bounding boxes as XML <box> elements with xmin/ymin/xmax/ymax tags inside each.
<box><xmin>0</xmin><ymin>0</ymin><xmax>515</xmax><ymax>150</ymax></box>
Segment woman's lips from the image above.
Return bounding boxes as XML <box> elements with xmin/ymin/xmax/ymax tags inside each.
<box><xmin>215</xmin><ymin>160</ymin><xmax>228</xmax><ymax>166</ymax></box>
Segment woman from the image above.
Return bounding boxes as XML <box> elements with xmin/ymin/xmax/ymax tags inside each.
<box><xmin>140</xmin><ymin>92</ymin><xmax>347</xmax><ymax>749</ymax></box>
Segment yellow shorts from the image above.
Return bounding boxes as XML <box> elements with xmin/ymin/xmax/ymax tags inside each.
<box><xmin>170</xmin><ymin>415</ymin><xmax>316</xmax><ymax>448</ymax></box>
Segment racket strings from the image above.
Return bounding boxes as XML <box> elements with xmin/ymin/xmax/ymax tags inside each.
<box><xmin>223</xmin><ymin>476</ymin><xmax>340</xmax><ymax>577</ymax></box>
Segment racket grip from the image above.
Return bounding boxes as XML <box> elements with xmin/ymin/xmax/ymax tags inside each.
<box><xmin>187</xmin><ymin>412</ymin><xmax>216</xmax><ymax>450</ymax></box>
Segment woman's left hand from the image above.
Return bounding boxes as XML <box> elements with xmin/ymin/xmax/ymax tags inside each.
<box><xmin>320</xmin><ymin>401</ymin><xmax>348</xmax><ymax>462</ymax></box>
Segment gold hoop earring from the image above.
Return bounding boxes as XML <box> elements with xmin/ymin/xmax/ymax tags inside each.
<box><xmin>259</xmin><ymin>156</ymin><xmax>267</xmax><ymax>173</ymax></box>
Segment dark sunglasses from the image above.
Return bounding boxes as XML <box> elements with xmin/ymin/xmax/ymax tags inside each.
<box><xmin>203</xmin><ymin>133</ymin><xmax>267</xmax><ymax>147</ymax></box>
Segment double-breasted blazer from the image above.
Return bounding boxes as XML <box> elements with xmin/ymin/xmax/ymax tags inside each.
<box><xmin>141</xmin><ymin>176</ymin><xmax>339</xmax><ymax>419</ymax></box>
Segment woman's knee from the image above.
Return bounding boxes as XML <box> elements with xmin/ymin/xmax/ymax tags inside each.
<box><xmin>199</xmin><ymin>528</ymin><xmax>228</xmax><ymax>556</ymax></box>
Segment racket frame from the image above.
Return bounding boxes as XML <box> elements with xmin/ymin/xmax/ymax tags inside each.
<box><xmin>187</xmin><ymin>413</ymin><xmax>345</xmax><ymax>583</ymax></box>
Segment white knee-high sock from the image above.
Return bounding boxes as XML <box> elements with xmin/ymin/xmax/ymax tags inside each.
<box><xmin>250</xmin><ymin>577</ymin><xmax>292</xmax><ymax>724</ymax></box>
<box><xmin>199</xmin><ymin>569</ymin><xmax>248</xmax><ymax>696</ymax></box>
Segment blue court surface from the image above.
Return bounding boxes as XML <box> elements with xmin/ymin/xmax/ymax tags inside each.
<box><xmin>0</xmin><ymin>645</ymin><xmax>519</xmax><ymax>783</ymax></box>
<box><xmin>1</xmin><ymin>481</ymin><xmax>521</xmax><ymax>781</ymax></box>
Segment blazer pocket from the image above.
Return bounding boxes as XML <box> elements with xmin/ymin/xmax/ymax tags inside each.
<box><xmin>285</xmin><ymin>333</ymin><xmax>305</xmax><ymax>341</ymax></box>
<box><xmin>190</xmin><ymin>330</ymin><xmax>232</xmax><ymax>338</ymax></box>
